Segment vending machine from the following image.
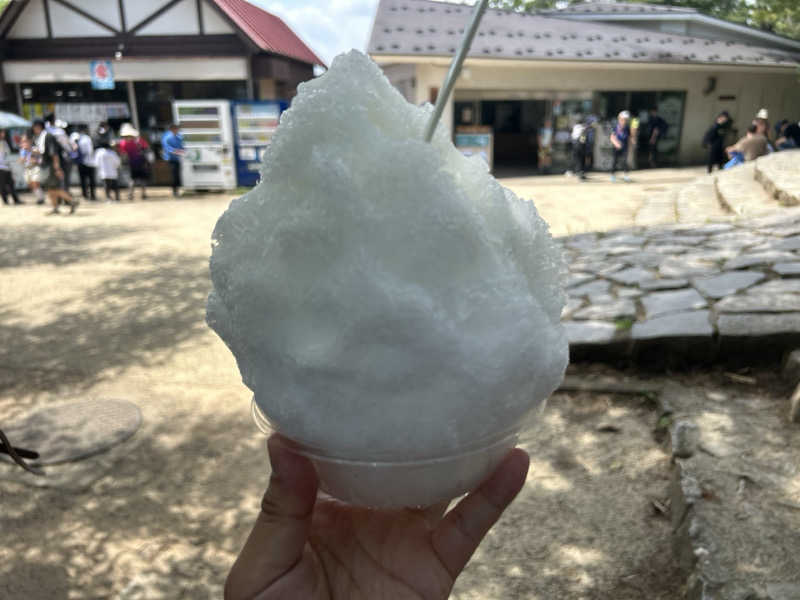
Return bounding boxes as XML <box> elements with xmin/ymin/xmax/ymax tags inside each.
<box><xmin>172</xmin><ymin>100</ymin><xmax>237</xmax><ymax>191</ymax></box>
<box><xmin>231</xmin><ymin>100</ymin><xmax>288</xmax><ymax>187</ymax></box>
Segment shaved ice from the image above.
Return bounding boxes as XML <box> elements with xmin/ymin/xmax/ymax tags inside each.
<box><xmin>207</xmin><ymin>50</ymin><xmax>568</xmax><ymax>504</ymax></box>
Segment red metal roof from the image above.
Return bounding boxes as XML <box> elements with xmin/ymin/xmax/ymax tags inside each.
<box><xmin>213</xmin><ymin>0</ymin><xmax>326</xmax><ymax>67</ymax></box>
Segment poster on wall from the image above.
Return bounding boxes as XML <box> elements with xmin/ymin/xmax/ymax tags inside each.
<box><xmin>90</xmin><ymin>60</ymin><xmax>115</xmax><ymax>90</ymax></box>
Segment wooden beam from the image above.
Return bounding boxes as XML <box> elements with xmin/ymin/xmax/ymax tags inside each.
<box><xmin>14</xmin><ymin>83</ymin><xmax>23</xmax><ymax>115</ymax></box>
<box><xmin>1</xmin><ymin>34</ymin><xmax>245</xmax><ymax>59</ymax></box>
<box><xmin>196</xmin><ymin>0</ymin><xmax>204</xmax><ymax>35</ymax></box>
<box><xmin>129</xmin><ymin>0</ymin><xmax>183</xmax><ymax>35</ymax></box>
<box><xmin>43</xmin><ymin>0</ymin><xmax>53</xmax><ymax>38</ymax></box>
<box><xmin>118</xmin><ymin>0</ymin><xmax>126</xmax><ymax>33</ymax></box>
<box><xmin>51</xmin><ymin>0</ymin><xmax>120</xmax><ymax>34</ymax></box>
<box><xmin>0</xmin><ymin>0</ymin><xmax>30</xmax><ymax>39</ymax></box>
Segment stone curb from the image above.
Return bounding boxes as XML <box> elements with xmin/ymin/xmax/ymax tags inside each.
<box><xmin>754</xmin><ymin>153</ymin><xmax>800</xmax><ymax>207</ymax></box>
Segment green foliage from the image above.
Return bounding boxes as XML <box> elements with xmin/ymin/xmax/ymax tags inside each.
<box><xmin>488</xmin><ymin>0</ymin><xmax>800</xmax><ymax>40</ymax></box>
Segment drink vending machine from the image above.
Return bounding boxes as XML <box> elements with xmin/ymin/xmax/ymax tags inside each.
<box><xmin>172</xmin><ymin>100</ymin><xmax>237</xmax><ymax>191</ymax></box>
<box><xmin>231</xmin><ymin>100</ymin><xmax>288</xmax><ymax>187</ymax></box>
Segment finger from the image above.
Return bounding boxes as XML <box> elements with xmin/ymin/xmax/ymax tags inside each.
<box><xmin>430</xmin><ymin>448</ymin><xmax>529</xmax><ymax>580</ymax></box>
<box><xmin>225</xmin><ymin>434</ymin><xmax>319</xmax><ymax>600</ymax></box>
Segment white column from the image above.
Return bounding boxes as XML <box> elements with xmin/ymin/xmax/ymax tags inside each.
<box><xmin>127</xmin><ymin>80</ymin><xmax>140</xmax><ymax>129</ymax></box>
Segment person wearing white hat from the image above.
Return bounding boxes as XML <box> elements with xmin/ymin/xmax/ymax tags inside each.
<box><xmin>610</xmin><ymin>110</ymin><xmax>632</xmax><ymax>182</ymax></box>
<box><xmin>118</xmin><ymin>123</ymin><xmax>151</xmax><ymax>201</ymax></box>
<box><xmin>753</xmin><ymin>108</ymin><xmax>772</xmax><ymax>149</ymax></box>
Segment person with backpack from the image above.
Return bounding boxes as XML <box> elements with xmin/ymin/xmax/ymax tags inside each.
<box><xmin>45</xmin><ymin>116</ymin><xmax>78</xmax><ymax>194</ymax></box>
<box><xmin>118</xmin><ymin>123</ymin><xmax>151</xmax><ymax>201</ymax></box>
<box><xmin>32</xmin><ymin>119</ymin><xmax>78</xmax><ymax>214</ymax></box>
<box><xmin>72</xmin><ymin>124</ymin><xmax>96</xmax><ymax>201</ymax></box>
<box><xmin>646</xmin><ymin>108</ymin><xmax>668</xmax><ymax>168</ymax></box>
<box><xmin>610</xmin><ymin>110</ymin><xmax>632</xmax><ymax>182</ymax></box>
<box><xmin>702</xmin><ymin>111</ymin><xmax>732</xmax><ymax>173</ymax></box>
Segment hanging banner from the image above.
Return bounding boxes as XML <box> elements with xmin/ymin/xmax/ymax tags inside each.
<box><xmin>90</xmin><ymin>60</ymin><xmax>115</xmax><ymax>90</ymax></box>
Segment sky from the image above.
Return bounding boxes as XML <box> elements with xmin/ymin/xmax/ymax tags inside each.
<box><xmin>251</xmin><ymin>0</ymin><xmax>380</xmax><ymax>67</ymax></box>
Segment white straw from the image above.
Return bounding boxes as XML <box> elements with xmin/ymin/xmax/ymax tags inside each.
<box><xmin>423</xmin><ymin>0</ymin><xmax>490</xmax><ymax>142</ymax></box>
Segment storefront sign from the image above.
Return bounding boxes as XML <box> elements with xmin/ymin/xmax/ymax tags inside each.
<box><xmin>454</xmin><ymin>126</ymin><xmax>493</xmax><ymax>170</ymax></box>
<box><xmin>90</xmin><ymin>60</ymin><xmax>114</xmax><ymax>90</ymax></box>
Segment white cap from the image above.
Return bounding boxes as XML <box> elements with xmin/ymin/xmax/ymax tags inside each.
<box><xmin>756</xmin><ymin>108</ymin><xmax>769</xmax><ymax>120</ymax></box>
<box><xmin>619</xmin><ymin>110</ymin><xmax>631</xmax><ymax>120</ymax></box>
<box><xmin>119</xmin><ymin>123</ymin><xmax>139</xmax><ymax>137</ymax></box>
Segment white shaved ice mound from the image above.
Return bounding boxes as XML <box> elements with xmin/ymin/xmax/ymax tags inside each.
<box><xmin>207</xmin><ymin>50</ymin><xmax>568</xmax><ymax>460</ymax></box>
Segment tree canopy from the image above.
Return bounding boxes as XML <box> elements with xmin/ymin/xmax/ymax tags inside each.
<box><xmin>489</xmin><ymin>0</ymin><xmax>800</xmax><ymax>41</ymax></box>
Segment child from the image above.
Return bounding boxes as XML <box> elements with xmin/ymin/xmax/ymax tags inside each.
<box><xmin>94</xmin><ymin>143</ymin><xmax>121</xmax><ymax>202</ymax></box>
<box><xmin>19</xmin><ymin>135</ymin><xmax>45</xmax><ymax>205</ymax></box>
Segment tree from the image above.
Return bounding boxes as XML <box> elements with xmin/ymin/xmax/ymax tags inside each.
<box><xmin>489</xmin><ymin>0</ymin><xmax>799</xmax><ymax>40</ymax></box>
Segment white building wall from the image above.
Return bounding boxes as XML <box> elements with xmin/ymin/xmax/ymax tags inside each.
<box><xmin>138</xmin><ymin>0</ymin><xmax>200</xmax><ymax>35</ymax></box>
<box><xmin>50</xmin><ymin>2</ymin><xmax>114</xmax><ymax>37</ymax></box>
<box><xmin>8</xmin><ymin>0</ymin><xmax>48</xmax><ymax>38</ymax></box>
<box><xmin>383</xmin><ymin>60</ymin><xmax>800</xmax><ymax>164</ymax></box>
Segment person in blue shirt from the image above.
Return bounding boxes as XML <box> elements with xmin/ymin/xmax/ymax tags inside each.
<box><xmin>610</xmin><ymin>110</ymin><xmax>632</xmax><ymax>182</ymax></box>
<box><xmin>161</xmin><ymin>124</ymin><xmax>185</xmax><ymax>197</ymax></box>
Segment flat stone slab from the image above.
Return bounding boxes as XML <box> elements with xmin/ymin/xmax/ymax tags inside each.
<box><xmin>572</xmin><ymin>298</ymin><xmax>636</xmax><ymax>320</ymax></box>
<box><xmin>606</xmin><ymin>266</ymin><xmax>655</xmax><ymax>285</ymax></box>
<box><xmin>717</xmin><ymin>312</ymin><xmax>800</xmax><ymax>337</ymax></box>
<box><xmin>642</xmin><ymin>288</ymin><xmax>707</xmax><ymax>318</ymax></box>
<box><xmin>564</xmin><ymin>320</ymin><xmax>618</xmax><ymax>345</ymax></box>
<box><xmin>692</xmin><ymin>271</ymin><xmax>765</xmax><ymax>299</ymax></box>
<box><xmin>632</xmin><ymin>310</ymin><xmax>712</xmax><ymax>340</ymax></box>
<box><xmin>716</xmin><ymin>292</ymin><xmax>800</xmax><ymax>313</ymax></box>
<box><xmin>749</xmin><ymin>279</ymin><xmax>800</xmax><ymax>294</ymax></box>
<box><xmin>0</xmin><ymin>399</ymin><xmax>141</xmax><ymax>465</ymax></box>
<box><xmin>640</xmin><ymin>278</ymin><xmax>689</xmax><ymax>291</ymax></box>
<box><xmin>565</xmin><ymin>272</ymin><xmax>594</xmax><ymax>288</ymax></box>
<box><xmin>659</xmin><ymin>256</ymin><xmax>718</xmax><ymax>278</ymax></box>
<box><xmin>723</xmin><ymin>251</ymin><xmax>797</xmax><ymax>270</ymax></box>
<box><xmin>773</xmin><ymin>262</ymin><xmax>800</xmax><ymax>276</ymax></box>
<box><xmin>568</xmin><ymin>279</ymin><xmax>611</xmax><ymax>297</ymax></box>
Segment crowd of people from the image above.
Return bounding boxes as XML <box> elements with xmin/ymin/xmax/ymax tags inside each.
<box><xmin>1</xmin><ymin>116</ymin><xmax>185</xmax><ymax>215</ymax></box>
<box><xmin>568</xmin><ymin>107</ymin><xmax>669</xmax><ymax>182</ymax></box>
<box><xmin>703</xmin><ymin>108</ymin><xmax>800</xmax><ymax>173</ymax></box>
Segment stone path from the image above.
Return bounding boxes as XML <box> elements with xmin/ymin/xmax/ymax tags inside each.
<box><xmin>560</xmin><ymin>207</ymin><xmax>800</xmax><ymax>363</ymax></box>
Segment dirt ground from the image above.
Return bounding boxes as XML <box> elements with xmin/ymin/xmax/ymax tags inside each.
<box><xmin>0</xmin><ymin>175</ymin><xmax>777</xmax><ymax>598</ymax></box>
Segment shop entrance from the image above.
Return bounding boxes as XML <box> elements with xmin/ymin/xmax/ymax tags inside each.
<box><xmin>455</xmin><ymin>99</ymin><xmax>547</xmax><ymax>173</ymax></box>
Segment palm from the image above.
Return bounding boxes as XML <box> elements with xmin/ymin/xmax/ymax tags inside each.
<box><xmin>225</xmin><ymin>437</ymin><xmax>529</xmax><ymax>600</ymax></box>
<box><xmin>291</xmin><ymin>500</ymin><xmax>454</xmax><ymax>599</ymax></box>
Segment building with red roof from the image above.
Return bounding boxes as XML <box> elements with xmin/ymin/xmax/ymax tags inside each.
<box><xmin>0</xmin><ymin>0</ymin><xmax>324</xmax><ymax>134</ymax></box>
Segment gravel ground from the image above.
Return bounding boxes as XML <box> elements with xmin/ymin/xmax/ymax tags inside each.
<box><xmin>0</xmin><ymin>175</ymin><xmax>780</xmax><ymax>598</ymax></box>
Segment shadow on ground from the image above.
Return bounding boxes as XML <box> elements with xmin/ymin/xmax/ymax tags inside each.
<box><xmin>0</xmin><ymin>249</ymin><xmax>210</xmax><ymax>395</ymax></box>
<box><xmin>0</xmin><ymin>410</ymin><xmax>262</xmax><ymax>599</ymax></box>
<box><xmin>0</xmin><ymin>223</ymin><xmax>143</xmax><ymax>269</ymax></box>
<box><xmin>0</xmin><ymin>389</ymin><xmax>686</xmax><ymax>600</ymax></box>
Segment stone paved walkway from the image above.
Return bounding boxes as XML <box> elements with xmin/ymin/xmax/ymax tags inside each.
<box><xmin>560</xmin><ymin>207</ymin><xmax>800</xmax><ymax>364</ymax></box>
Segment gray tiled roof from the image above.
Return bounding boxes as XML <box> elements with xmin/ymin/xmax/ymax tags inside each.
<box><xmin>368</xmin><ymin>0</ymin><xmax>800</xmax><ymax>67</ymax></box>
<box><xmin>543</xmin><ymin>2</ymin><xmax>697</xmax><ymax>15</ymax></box>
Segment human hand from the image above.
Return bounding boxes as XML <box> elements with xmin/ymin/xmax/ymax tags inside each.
<box><xmin>225</xmin><ymin>435</ymin><xmax>529</xmax><ymax>600</ymax></box>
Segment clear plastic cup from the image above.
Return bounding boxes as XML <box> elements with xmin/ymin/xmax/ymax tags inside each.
<box><xmin>252</xmin><ymin>399</ymin><xmax>519</xmax><ymax>508</ymax></box>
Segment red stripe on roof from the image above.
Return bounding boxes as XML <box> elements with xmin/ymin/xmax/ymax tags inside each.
<box><xmin>212</xmin><ymin>0</ymin><xmax>326</xmax><ymax>67</ymax></box>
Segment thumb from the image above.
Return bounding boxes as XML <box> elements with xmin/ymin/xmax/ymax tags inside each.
<box><xmin>225</xmin><ymin>434</ymin><xmax>319</xmax><ymax>600</ymax></box>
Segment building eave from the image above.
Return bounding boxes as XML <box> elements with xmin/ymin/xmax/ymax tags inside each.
<box><xmin>370</xmin><ymin>53</ymin><xmax>800</xmax><ymax>73</ymax></box>
<box><xmin>549</xmin><ymin>12</ymin><xmax>800</xmax><ymax>52</ymax></box>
